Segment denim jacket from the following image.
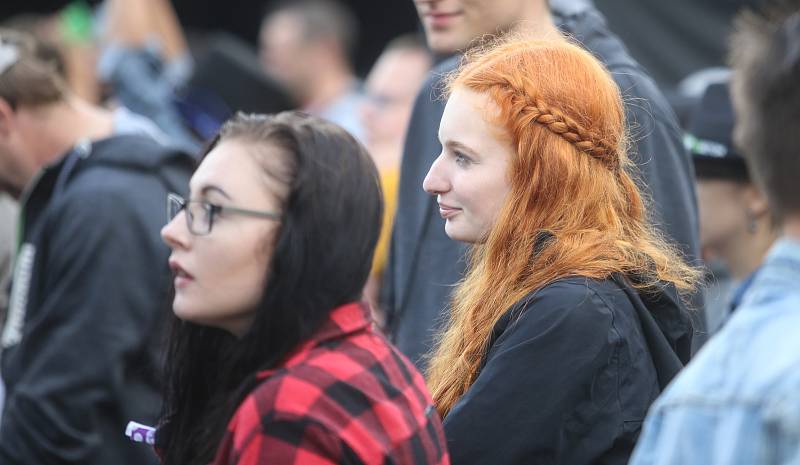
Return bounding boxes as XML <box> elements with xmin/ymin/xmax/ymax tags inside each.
<box><xmin>630</xmin><ymin>237</ymin><xmax>800</xmax><ymax>465</ymax></box>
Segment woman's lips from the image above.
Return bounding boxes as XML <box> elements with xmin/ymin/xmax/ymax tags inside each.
<box><xmin>169</xmin><ymin>259</ymin><xmax>195</xmax><ymax>289</ymax></box>
<box><xmin>438</xmin><ymin>203</ymin><xmax>462</xmax><ymax>219</ymax></box>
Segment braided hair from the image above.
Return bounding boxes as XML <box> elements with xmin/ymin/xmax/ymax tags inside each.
<box><xmin>519</xmin><ymin>96</ymin><xmax>619</xmax><ymax>168</ymax></box>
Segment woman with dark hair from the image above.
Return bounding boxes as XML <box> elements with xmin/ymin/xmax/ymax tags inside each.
<box><xmin>158</xmin><ymin>111</ymin><xmax>449</xmax><ymax>465</ymax></box>
<box><xmin>422</xmin><ymin>37</ymin><xmax>700</xmax><ymax>465</ymax></box>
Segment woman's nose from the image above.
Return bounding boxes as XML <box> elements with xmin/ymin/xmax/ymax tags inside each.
<box><xmin>422</xmin><ymin>153</ymin><xmax>450</xmax><ymax>195</ymax></box>
<box><xmin>161</xmin><ymin>212</ymin><xmax>190</xmax><ymax>250</ymax></box>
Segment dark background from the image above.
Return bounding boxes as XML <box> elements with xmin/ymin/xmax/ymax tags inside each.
<box><xmin>0</xmin><ymin>0</ymin><xmax>764</xmax><ymax>85</ymax></box>
<box><xmin>594</xmin><ymin>0</ymin><xmax>761</xmax><ymax>86</ymax></box>
<box><xmin>0</xmin><ymin>0</ymin><xmax>421</xmax><ymax>77</ymax></box>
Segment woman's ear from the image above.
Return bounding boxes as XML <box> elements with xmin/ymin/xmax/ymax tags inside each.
<box><xmin>0</xmin><ymin>97</ymin><xmax>16</xmax><ymax>139</ymax></box>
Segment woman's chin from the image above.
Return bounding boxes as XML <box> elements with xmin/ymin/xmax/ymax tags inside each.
<box><xmin>172</xmin><ymin>297</ymin><xmax>199</xmax><ymax>323</ymax></box>
<box><xmin>445</xmin><ymin>225</ymin><xmax>479</xmax><ymax>244</ymax></box>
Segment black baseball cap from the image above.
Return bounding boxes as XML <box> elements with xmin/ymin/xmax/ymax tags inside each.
<box><xmin>684</xmin><ymin>81</ymin><xmax>750</xmax><ymax>182</ymax></box>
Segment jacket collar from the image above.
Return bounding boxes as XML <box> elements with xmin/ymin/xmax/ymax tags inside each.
<box><xmin>740</xmin><ymin>237</ymin><xmax>800</xmax><ymax>308</ymax></box>
<box><xmin>256</xmin><ymin>302</ymin><xmax>372</xmax><ymax>380</ymax></box>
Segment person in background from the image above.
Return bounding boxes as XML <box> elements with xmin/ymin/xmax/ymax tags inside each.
<box><xmin>685</xmin><ymin>81</ymin><xmax>776</xmax><ymax>333</ymax></box>
<box><xmin>630</xmin><ymin>5</ymin><xmax>800</xmax><ymax>464</ymax></box>
<box><xmin>0</xmin><ymin>29</ymin><xmax>193</xmax><ymax>464</ymax></box>
<box><xmin>259</xmin><ymin>0</ymin><xmax>365</xmax><ymax>141</ymax></box>
<box><xmin>157</xmin><ymin>112</ymin><xmax>448</xmax><ymax>465</ymax></box>
<box><xmin>0</xmin><ymin>17</ymin><xmax>50</xmax><ymax>419</ymax></box>
<box><xmin>4</xmin><ymin>4</ymin><xmax>103</xmax><ymax>105</ymax></box>
<box><xmin>98</xmin><ymin>0</ymin><xmax>295</xmax><ymax>146</ymax></box>
<box><xmin>0</xmin><ymin>14</ymin><xmax>176</xmax><ymax>338</ymax></box>
<box><xmin>423</xmin><ymin>36</ymin><xmax>698</xmax><ymax>465</ymax></box>
<box><xmin>359</xmin><ymin>34</ymin><xmax>432</xmax><ymax>317</ymax></box>
<box><xmin>1</xmin><ymin>14</ymin><xmax>173</xmax><ymax>147</ymax></box>
<box><xmin>97</xmin><ymin>0</ymin><xmax>201</xmax><ymax>151</ymax></box>
<box><xmin>0</xmin><ymin>8</ymin><xmax>184</xmax><ymax>337</ymax></box>
<box><xmin>382</xmin><ymin>0</ymin><xmax>702</xmax><ymax>369</ymax></box>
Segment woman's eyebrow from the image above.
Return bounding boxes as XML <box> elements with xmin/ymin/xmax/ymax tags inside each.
<box><xmin>445</xmin><ymin>140</ymin><xmax>479</xmax><ymax>156</ymax></box>
<box><xmin>198</xmin><ymin>185</ymin><xmax>232</xmax><ymax>200</ymax></box>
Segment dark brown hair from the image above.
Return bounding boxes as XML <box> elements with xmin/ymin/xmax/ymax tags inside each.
<box><xmin>730</xmin><ymin>5</ymin><xmax>800</xmax><ymax>222</ymax></box>
<box><xmin>158</xmin><ymin>112</ymin><xmax>383</xmax><ymax>465</ymax></box>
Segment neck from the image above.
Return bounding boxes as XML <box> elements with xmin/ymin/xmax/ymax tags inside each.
<box><xmin>35</xmin><ymin>97</ymin><xmax>115</xmax><ymax>165</ymax></box>
<box><xmin>303</xmin><ymin>64</ymin><xmax>355</xmax><ymax>110</ymax></box>
<box><xmin>721</xmin><ymin>220</ymin><xmax>778</xmax><ymax>280</ymax></box>
<box><xmin>513</xmin><ymin>3</ymin><xmax>562</xmax><ymax>41</ymax></box>
<box><xmin>783</xmin><ymin>217</ymin><xmax>800</xmax><ymax>241</ymax></box>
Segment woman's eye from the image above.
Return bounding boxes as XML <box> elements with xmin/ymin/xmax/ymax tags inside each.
<box><xmin>200</xmin><ymin>205</ymin><xmax>214</xmax><ymax>223</ymax></box>
<box><xmin>200</xmin><ymin>204</ymin><xmax>223</xmax><ymax>225</ymax></box>
<box><xmin>454</xmin><ymin>151</ymin><xmax>471</xmax><ymax>166</ymax></box>
<box><xmin>208</xmin><ymin>204</ymin><xmax>224</xmax><ymax>221</ymax></box>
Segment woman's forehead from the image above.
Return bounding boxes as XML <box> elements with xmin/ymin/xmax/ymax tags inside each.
<box><xmin>440</xmin><ymin>89</ymin><xmax>511</xmax><ymax>154</ymax></box>
<box><xmin>189</xmin><ymin>140</ymin><xmax>286</xmax><ymax>200</ymax></box>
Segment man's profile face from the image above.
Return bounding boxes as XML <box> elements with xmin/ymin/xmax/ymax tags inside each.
<box><xmin>0</xmin><ymin>105</ymin><xmax>42</xmax><ymax>198</ymax></box>
<box><xmin>0</xmin><ymin>143</ymin><xmax>29</xmax><ymax>198</ymax></box>
<box><xmin>413</xmin><ymin>0</ymin><xmax>535</xmax><ymax>54</ymax></box>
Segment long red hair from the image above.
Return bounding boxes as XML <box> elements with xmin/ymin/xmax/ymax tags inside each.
<box><xmin>426</xmin><ymin>36</ymin><xmax>700</xmax><ymax>417</ymax></box>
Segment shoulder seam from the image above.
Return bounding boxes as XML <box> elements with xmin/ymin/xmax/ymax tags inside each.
<box><xmin>585</xmin><ymin>284</ymin><xmax>625</xmax><ymax>432</ymax></box>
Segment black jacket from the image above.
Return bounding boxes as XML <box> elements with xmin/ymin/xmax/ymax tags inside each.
<box><xmin>0</xmin><ymin>134</ymin><xmax>193</xmax><ymax>465</ymax></box>
<box><xmin>443</xmin><ymin>276</ymin><xmax>692</xmax><ymax>465</ymax></box>
<box><xmin>382</xmin><ymin>0</ymin><xmax>702</xmax><ymax>368</ymax></box>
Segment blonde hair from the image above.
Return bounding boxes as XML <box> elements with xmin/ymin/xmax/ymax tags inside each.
<box><xmin>426</xmin><ymin>36</ymin><xmax>700</xmax><ymax>417</ymax></box>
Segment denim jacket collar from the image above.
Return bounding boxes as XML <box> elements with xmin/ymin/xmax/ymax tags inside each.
<box><xmin>740</xmin><ymin>237</ymin><xmax>800</xmax><ymax>308</ymax></box>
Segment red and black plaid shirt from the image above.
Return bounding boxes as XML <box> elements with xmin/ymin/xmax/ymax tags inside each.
<box><xmin>210</xmin><ymin>302</ymin><xmax>450</xmax><ymax>465</ymax></box>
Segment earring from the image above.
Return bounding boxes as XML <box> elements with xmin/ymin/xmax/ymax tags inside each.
<box><xmin>747</xmin><ymin>213</ymin><xmax>758</xmax><ymax>234</ymax></box>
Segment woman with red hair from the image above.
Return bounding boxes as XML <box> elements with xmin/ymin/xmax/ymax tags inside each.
<box><xmin>422</xmin><ymin>37</ymin><xmax>700</xmax><ymax>465</ymax></box>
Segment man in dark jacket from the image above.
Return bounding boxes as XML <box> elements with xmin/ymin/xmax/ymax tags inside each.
<box><xmin>0</xmin><ymin>30</ymin><xmax>193</xmax><ymax>464</ymax></box>
<box><xmin>383</xmin><ymin>0</ymin><xmax>703</xmax><ymax>367</ymax></box>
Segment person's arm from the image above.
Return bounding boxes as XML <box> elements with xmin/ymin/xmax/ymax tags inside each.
<box><xmin>0</xmin><ymin>188</ymin><xmax>167</xmax><ymax>464</ymax></box>
<box><xmin>103</xmin><ymin>0</ymin><xmax>188</xmax><ymax>63</ymax></box>
<box><xmin>99</xmin><ymin>0</ymin><xmax>198</xmax><ymax>151</ymax></box>
<box><xmin>443</xmin><ymin>282</ymin><xmax>630</xmax><ymax>465</ymax></box>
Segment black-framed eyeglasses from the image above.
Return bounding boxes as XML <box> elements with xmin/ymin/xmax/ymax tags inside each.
<box><xmin>166</xmin><ymin>193</ymin><xmax>281</xmax><ymax>236</ymax></box>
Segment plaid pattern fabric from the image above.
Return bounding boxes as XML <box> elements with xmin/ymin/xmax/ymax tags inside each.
<box><xmin>211</xmin><ymin>302</ymin><xmax>450</xmax><ymax>465</ymax></box>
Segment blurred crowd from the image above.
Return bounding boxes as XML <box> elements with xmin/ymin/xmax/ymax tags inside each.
<box><xmin>0</xmin><ymin>0</ymin><xmax>799</xmax><ymax>464</ymax></box>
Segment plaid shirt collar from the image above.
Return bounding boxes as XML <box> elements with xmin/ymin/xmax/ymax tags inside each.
<box><xmin>255</xmin><ymin>302</ymin><xmax>372</xmax><ymax>381</ymax></box>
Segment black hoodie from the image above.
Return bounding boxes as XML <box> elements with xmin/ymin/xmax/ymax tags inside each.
<box><xmin>0</xmin><ymin>134</ymin><xmax>193</xmax><ymax>465</ymax></box>
<box><xmin>441</xmin><ymin>275</ymin><xmax>692</xmax><ymax>465</ymax></box>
